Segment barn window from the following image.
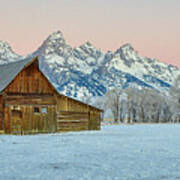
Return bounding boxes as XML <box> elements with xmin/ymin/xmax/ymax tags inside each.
<box><xmin>42</xmin><ymin>107</ymin><xmax>48</xmax><ymax>114</ymax></box>
<box><xmin>34</xmin><ymin>107</ymin><xmax>40</xmax><ymax>113</ymax></box>
<box><xmin>11</xmin><ymin>106</ymin><xmax>21</xmax><ymax>110</ymax></box>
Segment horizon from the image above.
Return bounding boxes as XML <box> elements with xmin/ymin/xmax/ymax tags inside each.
<box><xmin>0</xmin><ymin>0</ymin><xmax>180</xmax><ymax>67</ymax></box>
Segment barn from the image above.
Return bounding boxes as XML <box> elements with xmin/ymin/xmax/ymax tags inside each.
<box><xmin>0</xmin><ymin>57</ymin><xmax>102</xmax><ymax>135</ymax></box>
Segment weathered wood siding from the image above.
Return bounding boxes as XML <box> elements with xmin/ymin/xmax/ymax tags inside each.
<box><xmin>56</xmin><ymin>111</ymin><xmax>89</xmax><ymax>132</ymax></box>
<box><xmin>4</xmin><ymin>105</ymin><xmax>56</xmax><ymax>134</ymax></box>
<box><xmin>0</xmin><ymin>95</ymin><xmax>3</xmax><ymax>131</ymax></box>
<box><xmin>2</xmin><ymin>60</ymin><xmax>57</xmax><ymax>134</ymax></box>
<box><xmin>5</xmin><ymin>94</ymin><xmax>56</xmax><ymax>106</ymax></box>
<box><xmin>89</xmin><ymin>109</ymin><xmax>101</xmax><ymax>130</ymax></box>
<box><xmin>4</xmin><ymin>61</ymin><xmax>55</xmax><ymax>94</ymax></box>
<box><xmin>55</xmin><ymin>95</ymin><xmax>89</xmax><ymax>112</ymax></box>
<box><xmin>4</xmin><ymin>94</ymin><xmax>56</xmax><ymax>134</ymax></box>
<box><xmin>55</xmin><ymin>95</ymin><xmax>101</xmax><ymax>131</ymax></box>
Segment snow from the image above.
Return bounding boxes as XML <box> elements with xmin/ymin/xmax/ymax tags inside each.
<box><xmin>1</xmin><ymin>124</ymin><xmax>180</xmax><ymax>180</ymax></box>
<box><xmin>0</xmin><ymin>41</ymin><xmax>21</xmax><ymax>65</ymax></box>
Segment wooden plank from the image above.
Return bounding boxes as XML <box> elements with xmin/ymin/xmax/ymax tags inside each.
<box><xmin>6</xmin><ymin>97</ymin><xmax>56</xmax><ymax>105</ymax></box>
<box><xmin>58</xmin><ymin>111</ymin><xmax>88</xmax><ymax>115</ymax></box>
<box><xmin>6</xmin><ymin>107</ymin><xmax>11</xmax><ymax>134</ymax></box>
<box><xmin>57</xmin><ymin>120</ymin><xmax>88</xmax><ymax>124</ymax></box>
<box><xmin>57</xmin><ymin>119</ymin><xmax>88</xmax><ymax>123</ymax></box>
<box><xmin>57</xmin><ymin>125</ymin><xmax>89</xmax><ymax>129</ymax></box>
<box><xmin>57</xmin><ymin>128</ymin><xmax>88</xmax><ymax>132</ymax></box>
<box><xmin>6</xmin><ymin>93</ymin><xmax>54</xmax><ymax>97</ymax></box>
<box><xmin>0</xmin><ymin>112</ymin><xmax>3</xmax><ymax>130</ymax></box>
<box><xmin>6</xmin><ymin>103</ymin><xmax>56</xmax><ymax>106</ymax></box>
<box><xmin>49</xmin><ymin>106</ymin><xmax>56</xmax><ymax>133</ymax></box>
<box><xmin>57</xmin><ymin>116</ymin><xmax>88</xmax><ymax>120</ymax></box>
<box><xmin>0</xmin><ymin>96</ymin><xmax>4</xmax><ymax>130</ymax></box>
<box><xmin>57</xmin><ymin>123</ymin><xmax>88</xmax><ymax>127</ymax></box>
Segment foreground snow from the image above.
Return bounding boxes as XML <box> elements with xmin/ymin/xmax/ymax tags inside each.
<box><xmin>1</xmin><ymin>124</ymin><xmax>180</xmax><ymax>180</ymax></box>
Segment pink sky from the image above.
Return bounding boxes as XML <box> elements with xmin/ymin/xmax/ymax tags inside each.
<box><xmin>0</xmin><ymin>0</ymin><xmax>180</xmax><ymax>67</ymax></box>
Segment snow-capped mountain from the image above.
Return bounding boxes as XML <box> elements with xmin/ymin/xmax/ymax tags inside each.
<box><xmin>0</xmin><ymin>41</ymin><xmax>21</xmax><ymax>64</ymax></box>
<box><xmin>0</xmin><ymin>31</ymin><xmax>179</xmax><ymax>99</ymax></box>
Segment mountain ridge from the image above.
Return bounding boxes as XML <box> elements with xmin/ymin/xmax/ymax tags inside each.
<box><xmin>0</xmin><ymin>31</ymin><xmax>179</xmax><ymax>99</ymax></box>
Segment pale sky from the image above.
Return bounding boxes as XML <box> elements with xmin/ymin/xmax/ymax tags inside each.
<box><xmin>0</xmin><ymin>0</ymin><xmax>180</xmax><ymax>67</ymax></box>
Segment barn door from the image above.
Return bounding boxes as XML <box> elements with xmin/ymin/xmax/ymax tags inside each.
<box><xmin>32</xmin><ymin>106</ymin><xmax>56</xmax><ymax>133</ymax></box>
<box><xmin>41</xmin><ymin>106</ymin><xmax>56</xmax><ymax>133</ymax></box>
<box><xmin>11</xmin><ymin>108</ymin><xmax>22</xmax><ymax>135</ymax></box>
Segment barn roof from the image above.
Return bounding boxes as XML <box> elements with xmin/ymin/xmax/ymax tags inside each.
<box><xmin>0</xmin><ymin>57</ymin><xmax>103</xmax><ymax>112</ymax></box>
<box><xmin>0</xmin><ymin>57</ymin><xmax>34</xmax><ymax>93</ymax></box>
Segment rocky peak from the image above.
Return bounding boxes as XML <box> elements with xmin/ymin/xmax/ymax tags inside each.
<box><xmin>76</xmin><ymin>41</ymin><xmax>103</xmax><ymax>60</ymax></box>
<box><xmin>115</xmin><ymin>43</ymin><xmax>135</xmax><ymax>54</ymax></box>
<box><xmin>114</xmin><ymin>43</ymin><xmax>140</xmax><ymax>67</ymax></box>
<box><xmin>79</xmin><ymin>41</ymin><xmax>97</xmax><ymax>51</ymax></box>
<box><xmin>0</xmin><ymin>40</ymin><xmax>21</xmax><ymax>64</ymax></box>
<box><xmin>0</xmin><ymin>40</ymin><xmax>11</xmax><ymax>50</ymax></box>
<box><xmin>121</xmin><ymin>43</ymin><xmax>134</xmax><ymax>51</ymax></box>
<box><xmin>45</xmin><ymin>31</ymin><xmax>65</xmax><ymax>45</ymax></box>
<box><xmin>36</xmin><ymin>31</ymin><xmax>72</xmax><ymax>57</ymax></box>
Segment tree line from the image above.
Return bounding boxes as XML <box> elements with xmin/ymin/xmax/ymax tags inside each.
<box><xmin>92</xmin><ymin>75</ymin><xmax>180</xmax><ymax>123</ymax></box>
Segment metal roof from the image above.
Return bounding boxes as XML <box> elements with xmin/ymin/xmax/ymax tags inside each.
<box><xmin>0</xmin><ymin>57</ymin><xmax>34</xmax><ymax>92</ymax></box>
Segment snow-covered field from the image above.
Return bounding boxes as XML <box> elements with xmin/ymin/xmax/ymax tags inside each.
<box><xmin>1</xmin><ymin>125</ymin><xmax>180</xmax><ymax>180</ymax></box>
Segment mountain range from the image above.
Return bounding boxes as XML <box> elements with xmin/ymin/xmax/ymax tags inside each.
<box><xmin>0</xmin><ymin>31</ymin><xmax>179</xmax><ymax>100</ymax></box>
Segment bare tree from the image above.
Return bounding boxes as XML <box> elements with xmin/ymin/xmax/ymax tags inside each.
<box><xmin>106</xmin><ymin>88</ymin><xmax>122</xmax><ymax>123</ymax></box>
<box><xmin>169</xmin><ymin>75</ymin><xmax>180</xmax><ymax>122</ymax></box>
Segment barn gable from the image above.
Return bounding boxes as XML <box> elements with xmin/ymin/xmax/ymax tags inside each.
<box><xmin>3</xmin><ymin>57</ymin><xmax>55</xmax><ymax>94</ymax></box>
<box><xmin>0</xmin><ymin>57</ymin><xmax>34</xmax><ymax>93</ymax></box>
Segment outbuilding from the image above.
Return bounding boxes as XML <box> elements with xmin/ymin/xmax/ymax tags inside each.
<box><xmin>0</xmin><ymin>57</ymin><xmax>102</xmax><ymax>134</ymax></box>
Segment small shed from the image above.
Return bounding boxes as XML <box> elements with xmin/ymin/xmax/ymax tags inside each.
<box><xmin>0</xmin><ymin>57</ymin><xmax>102</xmax><ymax>134</ymax></box>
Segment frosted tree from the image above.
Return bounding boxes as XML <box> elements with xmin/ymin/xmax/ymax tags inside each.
<box><xmin>124</xmin><ymin>87</ymin><xmax>141</xmax><ymax>123</ymax></box>
<box><xmin>102</xmin><ymin>85</ymin><xmax>176</xmax><ymax>124</ymax></box>
<box><xmin>92</xmin><ymin>96</ymin><xmax>107</xmax><ymax>121</ymax></box>
<box><xmin>105</xmin><ymin>88</ymin><xmax>122</xmax><ymax>123</ymax></box>
<box><xmin>119</xmin><ymin>92</ymin><xmax>128</xmax><ymax>123</ymax></box>
<box><xmin>140</xmin><ymin>88</ymin><xmax>164</xmax><ymax>123</ymax></box>
<box><xmin>169</xmin><ymin>75</ymin><xmax>180</xmax><ymax>122</ymax></box>
<box><xmin>160</xmin><ymin>97</ymin><xmax>172</xmax><ymax>123</ymax></box>
<box><xmin>124</xmin><ymin>87</ymin><xmax>164</xmax><ymax>123</ymax></box>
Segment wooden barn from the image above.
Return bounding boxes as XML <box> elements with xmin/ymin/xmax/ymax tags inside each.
<box><xmin>0</xmin><ymin>57</ymin><xmax>102</xmax><ymax>135</ymax></box>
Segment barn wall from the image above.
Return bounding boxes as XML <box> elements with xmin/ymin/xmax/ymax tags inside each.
<box><xmin>4</xmin><ymin>94</ymin><xmax>57</xmax><ymax>134</ymax></box>
<box><xmin>89</xmin><ymin>108</ymin><xmax>101</xmax><ymax>130</ymax></box>
<box><xmin>55</xmin><ymin>95</ymin><xmax>89</xmax><ymax>132</ymax></box>
<box><xmin>55</xmin><ymin>95</ymin><xmax>89</xmax><ymax>112</ymax></box>
<box><xmin>0</xmin><ymin>95</ymin><xmax>3</xmax><ymax>131</ymax></box>
<box><xmin>55</xmin><ymin>95</ymin><xmax>101</xmax><ymax>132</ymax></box>
<box><xmin>56</xmin><ymin>111</ymin><xmax>89</xmax><ymax>132</ymax></box>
